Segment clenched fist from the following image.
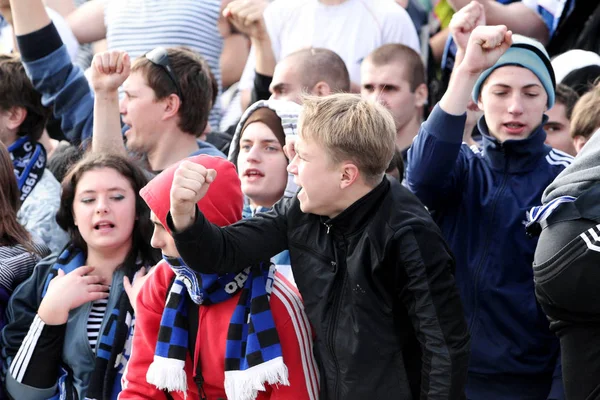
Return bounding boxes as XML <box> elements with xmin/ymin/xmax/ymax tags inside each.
<box><xmin>90</xmin><ymin>50</ymin><xmax>131</xmax><ymax>94</ymax></box>
<box><xmin>170</xmin><ymin>160</ymin><xmax>217</xmax><ymax>232</ymax></box>
<box><xmin>461</xmin><ymin>25</ymin><xmax>513</xmax><ymax>75</ymax></box>
<box><xmin>223</xmin><ymin>0</ymin><xmax>269</xmax><ymax>41</ymax></box>
<box><xmin>450</xmin><ymin>0</ymin><xmax>486</xmax><ymax>52</ymax></box>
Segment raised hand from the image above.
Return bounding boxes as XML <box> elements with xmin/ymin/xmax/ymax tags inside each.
<box><xmin>223</xmin><ymin>0</ymin><xmax>269</xmax><ymax>41</ymax></box>
<box><xmin>170</xmin><ymin>161</ymin><xmax>217</xmax><ymax>232</ymax></box>
<box><xmin>461</xmin><ymin>25</ymin><xmax>513</xmax><ymax>75</ymax></box>
<box><xmin>450</xmin><ymin>0</ymin><xmax>486</xmax><ymax>51</ymax></box>
<box><xmin>90</xmin><ymin>50</ymin><xmax>131</xmax><ymax>94</ymax></box>
<box><xmin>38</xmin><ymin>266</ymin><xmax>110</xmax><ymax>325</ymax></box>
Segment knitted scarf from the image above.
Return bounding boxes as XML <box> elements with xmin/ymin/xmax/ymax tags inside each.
<box><xmin>42</xmin><ymin>245</ymin><xmax>135</xmax><ymax>400</ymax></box>
<box><xmin>147</xmin><ymin>256</ymin><xmax>288</xmax><ymax>400</ymax></box>
<box><xmin>8</xmin><ymin>135</ymin><xmax>46</xmax><ymax>203</ymax></box>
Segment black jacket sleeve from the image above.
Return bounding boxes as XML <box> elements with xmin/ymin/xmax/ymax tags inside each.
<box><xmin>394</xmin><ymin>223</ymin><xmax>470</xmax><ymax>400</ymax></box>
<box><xmin>251</xmin><ymin>71</ymin><xmax>273</xmax><ymax>104</ymax></box>
<box><xmin>170</xmin><ymin>197</ymin><xmax>292</xmax><ymax>275</ymax></box>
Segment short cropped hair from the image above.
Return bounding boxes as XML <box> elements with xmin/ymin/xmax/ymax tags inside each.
<box><xmin>0</xmin><ymin>54</ymin><xmax>51</xmax><ymax>142</ymax></box>
<box><xmin>554</xmin><ymin>83</ymin><xmax>579</xmax><ymax>120</ymax></box>
<box><xmin>299</xmin><ymin>93</ymin><xmax>396</xmax><ymax>185</ymax></box>
<box><xmin>286</xmin><ymin>48</ymin><xmax>350</xmax><ymax>93</ymax></box>
<box><xmin>571</xmin><ymin>83</ymin><xmax>600</xmax><ymax>139</ymax></box>
<box><xmin>132</xmin><ymin>47</ymin><xmax>214</xmax><ymax>137</ymax></box>
<box><xmin>363</xmin><ymin>44</ymin><xmax>425</xmax><ymax>91</ymax></box>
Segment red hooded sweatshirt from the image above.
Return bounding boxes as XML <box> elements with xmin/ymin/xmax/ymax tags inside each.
<box><xmin>120</xmin><ymin>155</ymin><xmax>319</xmax><ymax>400</ymax></box>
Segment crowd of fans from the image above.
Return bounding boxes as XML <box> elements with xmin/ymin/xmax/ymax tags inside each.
<box><xmin>0</xmin><ymin>0</ymin><xmax>599</xmax><ymax>399</ymax></box>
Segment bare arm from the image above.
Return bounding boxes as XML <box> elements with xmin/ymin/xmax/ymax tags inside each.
<box><xmin>9</xmin><ymin>0</ymin><xmax>51</xmax><ymax>35</ymax></box>
<box><xmin>90</xmin><ymin>50</ymin><xmax>130</xmax><ymax>156</ymax></box>
<box><xmin>43</xmin><ymin>0</ymin><xmax>76</xmax><ymax>17</ymax></box>
<box><xmin>448</xmin><ymin>0</ymin><xmax>548</xmax><ymax>44</ymax></box>
<box><xmin>66</xmin><ymin>0</ymin><xmax>106</xmax><ymax>44</ymax></box>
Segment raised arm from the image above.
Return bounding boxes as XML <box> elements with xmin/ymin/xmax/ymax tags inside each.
<box><xmin>406</xmin><ymin>23</ymin><xmax>511</xmax><ymax>210</ymax></box>
<box><xmin>169</xmin><ymin>161</ymin><xmax>289</xmax><ymax>274</ymax></box>
<box><xmin>66</xmin><ymin>0</ymin><xmax>106</xmax><ymax>44</ymax></box>
<box><xmin>447</xmin><ymin>0</ymin><xmax>548</xmax><ymax>44</ymax></box>
<box><xmin>11</xmin><ymin>0</ymin><xmax>95</xmax><ymax>145</ymax></box>
<box><xmin>224</xmin><ymin>0</ymin><xmax>275</xmax><ymax>102</ymax></box>
<box><xmin>89</xmin><ymin>50</ymin><xmax>130</xmax><ymax>156</ymax></box>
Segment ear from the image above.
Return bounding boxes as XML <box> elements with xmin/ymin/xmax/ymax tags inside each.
<box><xmin>414</xmin><ymin>83</ymin><xmax>428</xmax><ymax>108</ymax></box>
<box><xmin>160</xmin><ymin>94</ymin><xmax>182</xmax><ymax>121</ymax></box>
<box><xmin>6</xmin><ymin>106</ymin><xmax>27</xmax><ymax>130</ymax></box>
<box><xmin>573</xmin><ymin>135</ymin><xmax>588</xmax><ymax>154</ymax></box>
<box><xmin>312</xmin><ymin>81</ymin><xmax>332</xmax><ymax>97</ymax></box>
<box><xmin>339</xmin><ymin>162</ymin><xmax>360</xmax><ymax>189</ymax></box>
<box><xmin>477</xmin><ymin>97</ymin><xmax>484</xmax><ymax>112</ymax></box>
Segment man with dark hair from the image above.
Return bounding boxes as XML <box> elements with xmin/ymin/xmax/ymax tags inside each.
<box><xmin>544</xmin><ymin>83</ymin><xmax>579</xmax><ymax>156</ymax></box>
<box><xmin>269</xmin><ymin>48</ymin><xmax>351</xmax><ymax>103</ymax></box>
<box><xmin>0</xmin><ymin>54</ymin><xmax>69</xmax><ymax>254</ymax></box>
<box><xmin>361</xmin><ymin>43</ymin><xmax>428</xmax><ymax>156</ymax></box>
<box><xmin>8</xmin><ymin>0</ymin><xmax>224</xmax><ymax>175</ymax></box>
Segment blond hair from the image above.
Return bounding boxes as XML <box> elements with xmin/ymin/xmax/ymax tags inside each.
<box><xmin>299</xmin><ymin>93</ymin><xmax>396</xmax><ymax>185</ymax></box>
<box><xmin>571</xmin><ymin>83</ymin><xmax>600</xmax><ymax>139</ymax></box>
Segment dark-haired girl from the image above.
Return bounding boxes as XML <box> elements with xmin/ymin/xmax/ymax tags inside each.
<box><xmin>1</xmin><ymin>153</ymin><xmax>159</xmax><ymax>400</ymax></box>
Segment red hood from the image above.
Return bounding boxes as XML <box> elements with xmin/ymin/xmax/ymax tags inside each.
<box><xmin>140</xmin><ymin>155</ymin><xmax>243</xmax><ymax>232</ymax></box>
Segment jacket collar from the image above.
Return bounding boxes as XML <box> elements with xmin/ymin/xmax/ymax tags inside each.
<box><xmin>321</xmin><ymin>177</ymin><xmax>390</xmax><ymax>236</ymax></box>
<box><xmin>478</xmin><ymin>115</ymin><xmax>550</xmax><ymax>173</ymax></box>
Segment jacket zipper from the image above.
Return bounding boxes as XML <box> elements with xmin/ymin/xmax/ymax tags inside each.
<box><xmin>327</xmin><ymin>265</ymin><xmax>345</xmax><ymax>399</ymax></box>
<box><xmin>468</xmin><ymin>147</ymin><xmax>509</xmax><ymax>332</ymax></box>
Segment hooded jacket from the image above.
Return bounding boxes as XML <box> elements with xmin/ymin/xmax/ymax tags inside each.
<box><xmin>229</xmin><ymin>100</ymin><xmax>301</xmax><ymax>281</ymax></box>
<box><xmin>407</xmin><ymin>104</ymin><xmax>571</xmax><ymax>399</ymax></box>
<box><xmin>121</xmin><ymin>155</ymin><xmax>319</xmax><ymax>400</ymax></box>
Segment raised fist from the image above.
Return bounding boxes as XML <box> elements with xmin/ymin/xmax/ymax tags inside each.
<box><xmin>90</xmin><ymin>50</ymin><xmax>131</xmax><ymax>93</ymax></box>
<box><xmin>461</xmin><ymin>25</ymin><xmax>513</xmax><ymax>75</ymax></box>
<box><xmin>450</xmin><ymin>1</ymin><xmax>486</xmax><ymax>51</ymax></box>
<box><xmin>170</xmin><ymin>160</ymin><xmax>217</xmax><ymax>231</ymax></box>
<box><xmin>223</xmin><ymin>0</ymin><xmax>269</xmax><ymax>41</ymax></box>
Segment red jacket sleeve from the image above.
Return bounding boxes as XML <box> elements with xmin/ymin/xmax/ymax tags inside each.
<box><xmin>267</xmin><ymin>274</ymin><xmax>320</xmax><ymax>400</ymax></box>
<box><xmin>119</xmin><ymin>262</ymin><xmax>194</xmax><ymax>400</ymax></box>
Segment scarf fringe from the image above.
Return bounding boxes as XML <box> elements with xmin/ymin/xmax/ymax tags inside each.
<box><xmin>224</xmin><ymin>357</ymin><xmax>289</xmax><ymax>400</ymax></box>
<box><xmin>146</xmin><ymin>356</ymin><xmax>188</xmax><ymax>395</ymax></box>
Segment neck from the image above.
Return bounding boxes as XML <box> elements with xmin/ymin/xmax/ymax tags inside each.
<box><xmin>85</xmin><ymin>241</ymin><xmax>132</xmax><ymax>285</ymax></box>
<box><xmin>249</xmin><ymin>198</ymin><xmax>276</xmax><ymax>210</ymax></box>
<box><xmin>396</xmin><ymin>114</ymin><xmax>422</xmax><ymax>151</ymax></box>
<box><xmin>328</xmin><ymin>181</ymin><xmax>376</xmax><ymax>219</ymax></box>
<box><xmin>148</xmin><ymin>130</ymin><xmax>199</xmax><ymax>172</ymax></box>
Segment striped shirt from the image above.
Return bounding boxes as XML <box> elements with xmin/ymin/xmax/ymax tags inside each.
<box><xmin>104</xmin><ymin>0</ymin><xmax>223</xmax><ymax>129</ymax></box>
<box><xmin>88</xmin><ymin>298</ymin><xmax>108</xmax><ymax>350</ymax></box>
<box><xmin>0</xmin><ymin>242</ymin><xmax>49</xmax><ymax>294</ymax></box>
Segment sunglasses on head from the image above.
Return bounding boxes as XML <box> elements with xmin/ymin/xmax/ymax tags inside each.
<box><xmin>145</xmin><ymin>47</ymin><xmax>184</xmax><ymax>102</ymax></box>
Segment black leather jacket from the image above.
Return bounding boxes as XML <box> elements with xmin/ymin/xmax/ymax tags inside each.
<box><xmin>172</xmin><ymin>178</ymin><xmax>470</xmax><ymax>400</ymax></box>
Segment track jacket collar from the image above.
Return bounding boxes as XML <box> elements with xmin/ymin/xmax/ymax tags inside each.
<box><xmin>478</xmin><ymin>115</ymin><xmax>549</xmax><ymax>173</ymax></box>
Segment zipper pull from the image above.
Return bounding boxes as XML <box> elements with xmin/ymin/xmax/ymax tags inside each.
<box><xmin>326</xmin><ymin>223</ymin><xmax>331</xmax><ymax>234</ymax></box>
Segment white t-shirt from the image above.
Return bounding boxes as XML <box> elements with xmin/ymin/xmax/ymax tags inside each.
<box><xmin>0</xmin><ymin>7</ymin><xmax>79</xmax><ymax>61</ymax></box>
<box><xmin>239</xmin><ymin>0</ymin><xmax>420</xmax><ymax>90</ymax></box>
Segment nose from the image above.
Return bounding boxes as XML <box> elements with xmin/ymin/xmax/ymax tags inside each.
<box><xmin>95</xmin><ymin>197</ymin><xmax>109</xmax><ymax>215</ymax></box>
<box><xmin>508</xmin><ymin>93</ymin><xmax>524</xmax><ymax>115</ymax></box>
<box><xmin>287</xmin><ymin>155</ymin><xmax>298</xmax><ymax>175</ymax></box>
<box><xmin>246</xmin><ymin>144</ymin><xmax>261</xmax><ymax>163</ymax></box>
<box><xmin>119</xmin><ymin>97</ymin><xmax>128</xmax><ymax>115</ymax></box>
<box><xmin>150</xmin><ymin>229</ymin><xmax>165</xmax><ymax>250</ymax></box>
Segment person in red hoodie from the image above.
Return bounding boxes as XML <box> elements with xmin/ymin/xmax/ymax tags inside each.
<box><xmin>119</xmin><ymin>154</ymin><xmax>319</xmax><ymax>400</ymax></box>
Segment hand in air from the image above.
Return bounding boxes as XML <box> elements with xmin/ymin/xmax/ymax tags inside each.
<box><xmin>90</xmin><ymin>50</ymin><xmax>131</xmax><ymax>93</ymax></box>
